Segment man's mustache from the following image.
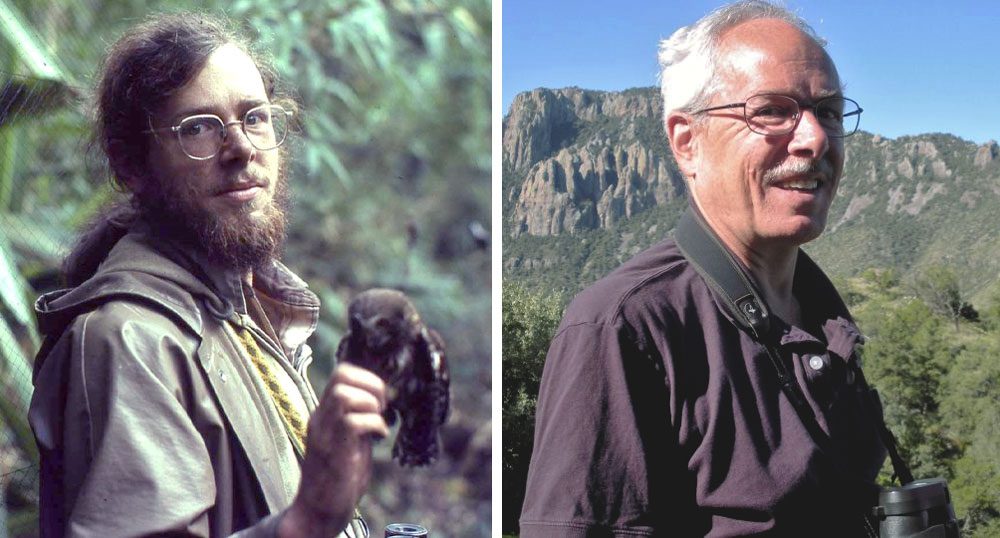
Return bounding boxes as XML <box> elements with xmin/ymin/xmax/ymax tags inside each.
<box><xmin>763</xmin><ymin>159</ymin><xmax>834</xmax><ymax>185</ymax></box>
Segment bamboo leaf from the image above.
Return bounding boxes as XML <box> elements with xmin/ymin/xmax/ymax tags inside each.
<box><xmin>0</xmin><ymin>0</ymin><xmax>69</xmax><ymax>82</ymax></box>
<box><xmin>318</xmin><ymin>145</ymin><xmax>352</xmax><ymax>187</ymax></box>
<box><xmin>323</xmin><ymin>77</ymin><xmax>362</xmax><ymax>110</ymax></box>
<box><xmin>451</xmin><ymin>6</ymin><xmax>482</xmax><ymax>38</ymax></box>
<box><xmin>0</xmin><ymin>121</ymin><xmax>17</xmax><ymax>211</ymax></box>
<box><xmin>0</xmin><ymin>314</ymin><xmax>33</xmax><ymax>422</ymax></box>
<box><xmin>0</xmin><ymin>394</ymin><xmax>38</xmax><ymax>464</ymax></box>
<box><xmin>0</xmin><ymin>213</ymin><xmax>66</xmax><ymax>266</ymax></box>
<box><xmin>0</xmin><ymin>230</ymin><xmax>34</xmax><ymax>330</ymax></box>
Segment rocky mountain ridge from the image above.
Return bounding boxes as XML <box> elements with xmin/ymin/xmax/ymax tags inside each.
<box><xmin>503</xmin><ymin>86</ymin><xmax>1000</xmax><ymax>299</ymax></box>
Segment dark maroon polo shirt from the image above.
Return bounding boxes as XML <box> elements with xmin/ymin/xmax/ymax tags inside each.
<box><xmin>519</xmin><ymin>238</ymin><xmax>886</xmax><ymax>537</ymax></box>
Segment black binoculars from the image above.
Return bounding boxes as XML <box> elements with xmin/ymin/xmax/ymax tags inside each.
<box><xmin>874</xmin><ymin>478</ymin><xmax>960</xmax><ymax>537</ymax></box>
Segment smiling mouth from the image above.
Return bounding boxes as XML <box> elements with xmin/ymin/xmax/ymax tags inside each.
<box><xmin>764</xmin><ymin>158</ymin><xmax>834</xmax><ymax>193</ymax></box>
<box><xmin>777</xmin><ymin>178</ymin><xmax>821</xmax><ymax>191</ymax></box>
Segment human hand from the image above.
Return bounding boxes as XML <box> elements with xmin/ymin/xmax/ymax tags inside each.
<box><xmin>280</xmin><ymin>363</ymin><xmax>389</xmax><ymax>538</ymax></box>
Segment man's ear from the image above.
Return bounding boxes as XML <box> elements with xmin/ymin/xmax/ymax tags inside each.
<box><xmin>666</xmin><ymin>111</ymin><xmax>699</xmax><ymax>180</ymax></box>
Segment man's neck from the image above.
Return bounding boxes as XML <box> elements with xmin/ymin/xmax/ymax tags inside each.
<box><xmin>739</xmin><ymin>245</ymin><xmax>801</xmax><ymax>326</ymax></box>
<box><xmin>694</xmin><ymin>207</ymin><xmax>802</xmax><ymax>325</ymax></box>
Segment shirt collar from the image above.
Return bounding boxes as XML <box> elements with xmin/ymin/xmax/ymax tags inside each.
<box><xmin>778</xmin><ymin>250</ymin><xmax>863</xmax><ymax>361</ymax></box>
<box><xmin>251</xmin><ymin>259</ymin><xmax>321</xmax><ymax>359</ymax></box>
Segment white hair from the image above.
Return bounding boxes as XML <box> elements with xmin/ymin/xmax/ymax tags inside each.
<box><xmin>657</xmin><ymin>1</ymin><xmax>827</xmax><ymax>126</ymax></box>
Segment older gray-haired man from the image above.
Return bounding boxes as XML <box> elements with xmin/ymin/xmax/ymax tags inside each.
<box><xmin>519</xmin><ymin>2</ymin><xmax>886</xmax><ymax>536</ymax></box>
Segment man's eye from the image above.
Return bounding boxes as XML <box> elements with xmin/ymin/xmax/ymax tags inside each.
<box><xmin>179</xmin><ymin>119</ymin><xmax>219</xmax><ymax>137</ymax></box>
<box><xmin>753</xmin><ymin>105</ymin><xmax>792</xmax><ymax>118</ymax></box>
<box><xmin>816</xmin><ymin>106</ymin><xmax>843</xmax><ymax>122</ymax></box>
<box><xmin>245</xmin><ymin>110</ymin><xmax>270</xmax><ymax>126</ymax></box>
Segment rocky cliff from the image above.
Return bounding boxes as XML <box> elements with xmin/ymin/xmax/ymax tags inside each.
<box><xmin>503</xmin><ymin>88</ymin><xmax>684</xmax><ymax>237</ymax></box>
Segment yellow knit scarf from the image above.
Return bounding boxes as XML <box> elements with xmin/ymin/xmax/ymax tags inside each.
<box><xmin>229</xmin><ymin>321</ymin><xmax>307</xmax><ymax>457</ymax></box>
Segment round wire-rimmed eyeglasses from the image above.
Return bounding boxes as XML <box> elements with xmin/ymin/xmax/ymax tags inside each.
<box><xmin>143</xmin><ymin>103</ymin><xmax>292</xmax><ymax>160</ymax></box>
<box><xmin>692</xmin><ymin>94</ymin><xmax>862</xmax><ymax>138</ymax></box>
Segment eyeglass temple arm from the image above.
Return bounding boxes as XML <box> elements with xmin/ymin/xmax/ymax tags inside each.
<box><xmin>694</xmin><ymin>103</ymin><xmax>746</xmax><ymax>114</ymax></box>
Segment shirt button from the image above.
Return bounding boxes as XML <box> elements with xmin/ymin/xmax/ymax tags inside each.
<box><xmin>808</xmin><ymin>355</ymin><xmax>825</xmax><ymax>371</ymax></box>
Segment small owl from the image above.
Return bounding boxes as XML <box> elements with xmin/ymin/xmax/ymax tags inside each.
<box><xmin>336</xmin><ymin>288</ymin><xmax>450</xmax><ymax>466</ymax></box>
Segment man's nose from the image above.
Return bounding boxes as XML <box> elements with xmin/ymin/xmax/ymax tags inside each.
<box><xmin>219</xmin><ymin>120</ymin><xmax>256</xmax><ymax>163</ymax></box>
<box><xmin>787</xmin><ymin>109</ymin><xmax>831</xmax><ymax>158</ymax></box>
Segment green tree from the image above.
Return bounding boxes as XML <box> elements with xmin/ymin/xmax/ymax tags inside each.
<box><xmin>863</xmin><ymin>298</ymin><xmax>959</xmax><ymax>481</ymax></box>
<box><xmin>940</xmin><ymin>335</ymin><xmax>1000</xmax><ymax>534</ymax></box>
<box><xmin>909</xmin><ymin>264</ymin><xmax>975</xmax><ymax>331</ymax></box>
<box><xmin>977</xmin><ymin>281</ymin><xmax>1000</xmax><ymax>330</ymax></box>
<box><xmin>860</xmin><ymin>267</ymin><xmax>901</xmax><ymax>295</ymax></box>
<box><xmin>502</xmin><ymin>283</ymin><xmax>563</xmax><ymax>533</ymax></box>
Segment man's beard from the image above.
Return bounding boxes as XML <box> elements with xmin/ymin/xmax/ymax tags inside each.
<box><xmin>137</xmin><ymin>160</ymin><xmax>290</xmax><ymax>273</ymax></box>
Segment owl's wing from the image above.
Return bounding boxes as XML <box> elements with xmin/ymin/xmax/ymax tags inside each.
<box><xmin>388</xmin><ymin>326</ymin><xmax>450</xmax><ymax>466</ymax></box>
<box><xmin>417</xmin><ymin>326</ymin><xmax>450</xmax><ymax>426</ymax></box>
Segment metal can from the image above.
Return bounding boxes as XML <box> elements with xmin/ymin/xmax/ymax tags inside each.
<box><xmin>385</xmin><ymin>523</ymin><xmax>428</xmax><ymax>537</ymax></box>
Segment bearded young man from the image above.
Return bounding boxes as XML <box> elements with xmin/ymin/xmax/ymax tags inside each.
<box><xmin>520</xmin><ymin>2</ymin><xmax>888</xmax><ymax>537</ymax></box>
<box><xmin>28</xmin><ymin>14</ymin><xmax>386</xmax><ymax>538</ymax></box>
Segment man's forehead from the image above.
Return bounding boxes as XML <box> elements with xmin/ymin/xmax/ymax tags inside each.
<box><xmin>158</xmin><ymin>44</ymin><xmax>268</xmax><ymax>118</ymax></box>
<box><xmin>715</xmin><ymin>18</ymin><xmax>841</xmax><ymax>97</ymax></box>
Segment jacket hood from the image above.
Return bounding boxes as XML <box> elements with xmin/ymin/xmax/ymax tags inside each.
<box><xmin>35</xmin><ymin>229</ymin><xmax>233</xmax><ymax>343</ymax></box>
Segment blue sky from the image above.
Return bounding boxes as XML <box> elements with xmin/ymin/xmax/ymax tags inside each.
<box><xmin>503</xmin><ymin>1</ymin><xmax>1000</xmax><ymax>144</ymax></box>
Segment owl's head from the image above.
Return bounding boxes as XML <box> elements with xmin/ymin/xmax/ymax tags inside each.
<box><xmin>349</xmin><ymin>288</ymin><xmax>422</xmax><ymax>354</ymax></box>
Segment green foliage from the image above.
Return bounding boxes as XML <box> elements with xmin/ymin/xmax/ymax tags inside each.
<box><xmin>977</xmin><ymin>281</ymin><xmax>1000</xmax><ymax>330</ymax></box>
<box><xmin>863</xmin><ymin>298</ymin><xmax>959</xmax><ymax>480</ymax></box>
<box><xmin>0</xmin><ymin>0</ymin><xmax>71</xmax><ymax>82</ymax></box>
<box><xmin>504</xmin><ymin>200</ymin><xmax>687</xmax><ymax>297</ymax></box>
<box><xmin>861</xmin><ymin>267</ymin><xmax>901</xmax><ymax>294</ymax></box>
<box><xmin>501</xmin><ymin>283</ymin><xmax>563</xmax><ymax>533</ymax></box>
<box><xmin>940</xmin><ymin>336</ymin><xmax>1000</xmax><ymax>534</ymax></box>
<box><xmin>824</xmin><ymin>272</ymin><xmax>1000</xmax><ymax>531</ymax></box>
<box><xmin>909</xmin><ymin>264</ymin><xmax>974</xmax><ymax>329</ymax></box>
<box><xmin>0</xmin><ymin>230</ymin><xmax>40</xmax><ymax>530</ymax></box>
